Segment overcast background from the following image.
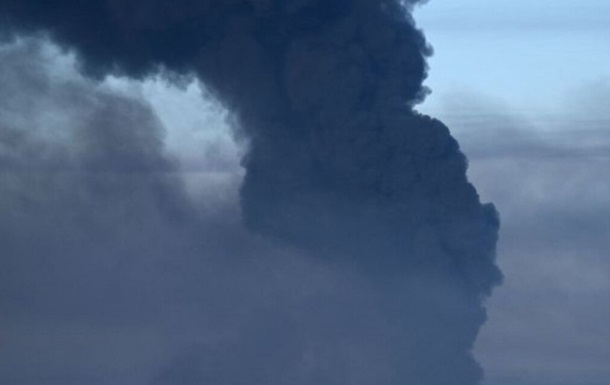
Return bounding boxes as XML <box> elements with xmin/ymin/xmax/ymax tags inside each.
<box><xmin>1</xmin><ymin>1</ymin><xmax>609</xmax><ymax>384</ymax></box>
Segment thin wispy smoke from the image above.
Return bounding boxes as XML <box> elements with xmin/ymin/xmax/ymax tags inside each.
<box><xmin>0</xmin><ymin>1</ymin><xmax>502</xmax><ymax>384</ymax></box>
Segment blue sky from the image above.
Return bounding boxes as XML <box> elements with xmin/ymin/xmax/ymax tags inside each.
<box><xmin>416</xmin><ymin>0</ymin><xmax>610</xmax><ymax>114</ymax></box>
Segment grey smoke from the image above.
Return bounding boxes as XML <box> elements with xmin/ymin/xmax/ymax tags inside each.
<box><xmin>0</xmin><ymin>1</ymin><xmax>502</xmax><ymax>384</ymax></box>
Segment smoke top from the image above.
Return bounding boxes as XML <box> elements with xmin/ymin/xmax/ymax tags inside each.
<box><xmin>0</xmin><ymin>1</ymin><xmax>501</xmax><ymax>384</ymax></box>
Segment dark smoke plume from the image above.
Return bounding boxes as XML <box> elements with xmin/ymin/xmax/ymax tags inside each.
<box><xmin>0</xmin><ymin>1</ymin><xmax>502</xmax><ymax>384</ymax></box>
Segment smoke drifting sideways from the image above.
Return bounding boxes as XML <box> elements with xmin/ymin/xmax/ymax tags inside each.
<box><xmin>0</xmin><ymin>1</ymin><xmax>502</xmax><ymax>385</ymax></box>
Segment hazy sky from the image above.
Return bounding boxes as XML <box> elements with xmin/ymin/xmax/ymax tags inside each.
<box><xmin>1</xmin><ymin>1</ymin><xmax>609</xmax><ymax>385</ymax></box>
<box><xmin>415</xmin><ymin>1</ymin><xmax>610</xmax><ymax>384</ymax></box>
<box><xmin>416</xmin><ymin>0</ymin><xmax>610</xmax><ymax>111</ymax></box>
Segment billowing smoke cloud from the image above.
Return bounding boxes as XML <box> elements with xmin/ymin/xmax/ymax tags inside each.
<box><xmin>0</xmin><ymin>1</ymin><xmax>502</xmax><ymax>384</ymax></box>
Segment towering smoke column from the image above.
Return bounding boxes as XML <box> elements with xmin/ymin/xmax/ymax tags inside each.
<box><xmin>1</xmin><ymin>0</ymin><xmax>502</xmax><ymax>384</ymax></box>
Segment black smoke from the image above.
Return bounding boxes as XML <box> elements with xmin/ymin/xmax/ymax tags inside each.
<box><xmin>0</xmin><ymin>1</ymin><xmax>502</xmax><ymax>384</ymax></box>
